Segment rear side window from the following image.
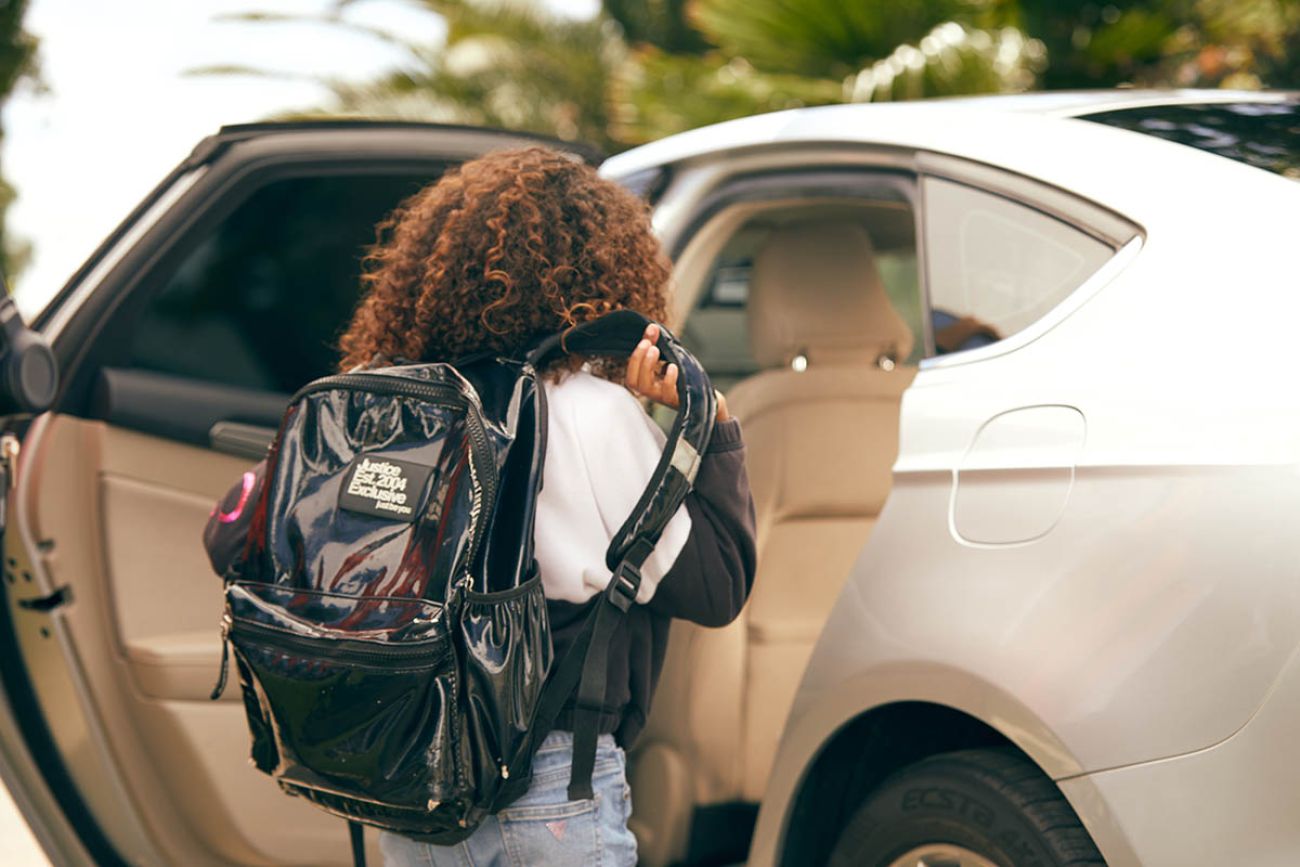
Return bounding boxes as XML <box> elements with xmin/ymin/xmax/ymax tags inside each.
<box><xmin>923</xmin><ymin>178</ymin><xmax>1113</xmax><ymax>354</ymax></box>
<box><xmin>127</xmin><ymin>172</ymin><xmax>439</xmax><ymax>394</ymax></box>
<box><xmin>1081</xmin><ymin>101</ymin><xmax>1300</xmax><ymax>182</ymax></box>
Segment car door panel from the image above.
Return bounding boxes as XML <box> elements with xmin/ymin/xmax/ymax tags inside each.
<box><xmin>15</xmin><ymin>123</ymin><xmax>601</xmax><ymax>866</ymax></box>
<box><xmin>133</xmin><ymin>699</ymin><xmax>351</xmax><ymax>865</ymax></box>
<box><xmin>26</xmin><ymin>413</ymin><xmax>363</xmax><ymax>865</ymax></box>
<box><xmin>94</xmin><ymin>367</ymin><xmax>286</xmax><ymax>453</ymax></box>
<box><xmin>98</xmin><ymin>431</ymin><xmax>240</xmax><ymax>699</ymax></box>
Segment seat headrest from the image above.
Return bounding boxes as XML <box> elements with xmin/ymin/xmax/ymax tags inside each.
<box><xmin>748</xmin><ymin>221</ymin><xmax>915</xmax><ymax>368</ymax></box>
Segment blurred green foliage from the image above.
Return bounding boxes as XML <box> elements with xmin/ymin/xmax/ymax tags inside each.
<box><xmin>1007</xmin><ymin>0</ymin><xmax>1300</xmax><ymax>90</ymax></box>
<box><xmin>690</xmin><ymin>0</ymin><xmax>974</xmax><ymax>78</ymax></box>
<box><xmin>0</xmin><ymin>0</ymin><xmax>40</xmax><ymax>284</ymax></box>
<box><xmin>210</xmin><ymin>0</ymin><xmax>1300</xmax><ymax>152</ymax></box>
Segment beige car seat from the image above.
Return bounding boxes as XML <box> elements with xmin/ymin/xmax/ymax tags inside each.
<box><xmin>628</xmin><ymin>222</ymin><xmax>917</xmax><ymax>866</ymax></box>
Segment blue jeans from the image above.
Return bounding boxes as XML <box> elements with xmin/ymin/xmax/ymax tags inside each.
<box><xmin>379</xmin><ymin>730</ymin><xmax>638</xmax><ymax>867</ymax></box>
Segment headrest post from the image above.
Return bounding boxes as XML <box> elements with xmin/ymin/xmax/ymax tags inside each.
<box><xmin>748</xmin><ymin>221</ymin><xmax>915</xmax><ymax>369</ymax></box>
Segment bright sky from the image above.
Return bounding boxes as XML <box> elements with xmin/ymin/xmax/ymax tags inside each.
<box><xmin>2</xmin><ymin>0</ymin><xmax>598</xmax><ymax>318</ymax></box>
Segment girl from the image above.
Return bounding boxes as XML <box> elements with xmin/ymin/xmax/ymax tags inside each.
<box><xmin>204</xmin><ymin>146</ymin><xmax>756</xmax><ymax>867</ymax></box>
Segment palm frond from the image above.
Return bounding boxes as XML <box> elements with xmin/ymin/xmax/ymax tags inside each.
<box><xmin>212</xmin><ymin>7</ymin><xmax>433</xmax><ymax>60</ymax></box>
<box><xmin>609</xmin><ymin>49</ymin><xmax>840</xmax><ymax>145</ymax></box>
<box><xmin>689</xmin><ymin>0</ymin><xmax>975</xmax><ymax>78</ymax></box>
<box><xmin>846</xmin><ymin>22</ymin><xmax>1044</xmax><ymax>102</ymax></box>
<box><xmin>289</xmin><ymin>1</ymin><xmax>618</xmax><ymax>146</ymax></box>
<box><xmin>181</xmin><ymin>63</ymin><xmax>321</xmax><ymax>80</ymax></box>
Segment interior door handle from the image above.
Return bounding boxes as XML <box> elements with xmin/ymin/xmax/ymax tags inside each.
<box><xmin>209</xmin><ymin>421</ymin><xmax>275</xmax><ymax>460</ymax></box>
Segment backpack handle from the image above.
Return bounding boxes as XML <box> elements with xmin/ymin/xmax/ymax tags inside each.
<box><xmin>525</xmin><ymin>309</ymin><xmax>717</xmax><ymax>575</ymax></box>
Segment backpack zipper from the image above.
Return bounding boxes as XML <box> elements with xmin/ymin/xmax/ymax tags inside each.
<box><xmin>230</xmin><ymin>616</ymin><xmax>449</xmax><ymax>667</ymax></box>
<box><xmin>289</xmin><ymin>372</ymin><xmax>467</xmax><ymax>407</ymax></box>
<box><xmin>210</xmin><ymin>607</ymin><xmax>448</xmax><ymax>699</ymax></box>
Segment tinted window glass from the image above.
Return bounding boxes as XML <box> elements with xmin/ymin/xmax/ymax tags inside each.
<box><xmin>128</xmin><ymin>172</ymin><xmax>441</xmax><ymax>394</ymax></box>
<box><xmin>1082</xmin><ymin>101</ymin><xmax>1300</xmax><ymax>182</ymax></box>
<box><xmin>923</xmin><ymin>178</ymin><xmax>1113</xmax><ymax>354</ymax></box>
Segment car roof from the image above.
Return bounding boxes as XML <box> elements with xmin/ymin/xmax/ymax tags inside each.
<box><xmin>911</xmin><ymin>88</ymin><xmax>1296</xmax><ymax>116</ymax></box>
<box><xmin>604</xmin><ymin>89</ymin><xmax>1298</xmax><ymax>176</ymax></box>
<box><xmin>185</xmin><ymin>119</ymin><xmax>604</xmax><ymax>169</ymax></box>
<box><xmin>600</xmin><ymin>89</ymin><xmax>1300</xmax><ymax>229</ymax></box>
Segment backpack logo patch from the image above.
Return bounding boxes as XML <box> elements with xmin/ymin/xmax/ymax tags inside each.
<box><xmin>338</xmin><ymin>455</ymin><xmax>433</xmax><ymax>522</ymax></box>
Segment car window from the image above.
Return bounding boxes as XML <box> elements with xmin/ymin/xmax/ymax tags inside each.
<box><xmin>923</xmin><ymin>177</ymin><xmax>1113</xmax><ymax>354</ymax></box>
<box><xmin>1080</xmin><ymin>101</ymin><xmax>1300</xmax><ymax>182</ymax></box>
<box><xmin>127</xmin><ymin>172</ymin><xmax>441</xmax><ymax>394</ymax></box>
<box><xmin>680</xmin><ymin>202</ymin><xmax>924</xmax><ymax>391</ymax></box>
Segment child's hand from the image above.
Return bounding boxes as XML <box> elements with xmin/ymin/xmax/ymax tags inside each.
<box><xmin>626</xmin><ymin>323</ymin><xmax>731</xmax><ymax>422</ymax></box>
<box><xmin>627</xmin><ymin>324</ymin><xmax>678</xmax><ymax>408</ymax></box>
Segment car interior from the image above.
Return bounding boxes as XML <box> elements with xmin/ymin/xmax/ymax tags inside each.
<box><xmin>630</xmin><ymin>198</ymin><xmax>922</xmax><ymax>866</ymax></box>
<box><xmin>12</xmin><ymin>165</ymin><xmax>925</xmax><ymax>866</ymax></box>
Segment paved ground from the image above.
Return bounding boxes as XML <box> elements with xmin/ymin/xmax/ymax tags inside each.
<box><xmin>0</xmin><ymin>778</ymin><xmax>49</xmax><ymax>866</ymax></box>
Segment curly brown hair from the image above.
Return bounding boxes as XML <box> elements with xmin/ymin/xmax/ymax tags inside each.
<box><xmin>338</xmin><ymin>146</ymin><xmax>672</xmax><ymax>377</ymax></box>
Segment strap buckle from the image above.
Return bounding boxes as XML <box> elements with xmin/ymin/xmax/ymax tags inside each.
<box><xmin>605</xmin><ymin>560</ymin><xmax>641</xmax><ymax>612</ymax></box>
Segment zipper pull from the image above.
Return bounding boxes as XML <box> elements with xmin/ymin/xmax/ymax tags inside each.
<box><xmin>452</xmin><ymin>573</ymin><xmax>474</xmax><ymax>601</ymax></box>
<box><xmin>209</xmin><ymin>612</ymin><xmax>232</xmax><ymax>700</ymax></box>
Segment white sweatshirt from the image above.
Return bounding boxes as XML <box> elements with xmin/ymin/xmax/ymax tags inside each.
<box><xmin>532</xmin><ymin>369</ymin><xmax>692</xmax><ymax>605</ymax></box>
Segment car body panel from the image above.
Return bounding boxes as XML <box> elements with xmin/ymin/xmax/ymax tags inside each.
<box><xmin>9</xmin><ymin>95</ymin><xmax>1300</xmax><ymax>866</ymax></box>
<box><xmin>606</xmin><ymin>96</ymin><xmax>1300</xmax><ymax>865</ymax></box>
<box><xmin>1059</xmin><ymin>637</ymin><xmax>1300</xmax><ymax>867</ymax></box>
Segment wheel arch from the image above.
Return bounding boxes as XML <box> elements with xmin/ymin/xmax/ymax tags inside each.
<box><xmin>762</xmin><ymin>654</ymin><xmax>1153</xmax><ymax>867</ymax></box>
<box><xmin>775</xmin><ymin>701</ymin><xmax>1014</xmax><ymax>867</ymax></box>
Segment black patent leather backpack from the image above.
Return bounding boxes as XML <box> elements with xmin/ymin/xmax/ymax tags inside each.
<box><xmin>208</xmin><ymin>310</ymin><xmax>715</xmax><ymax>858</ymax></box>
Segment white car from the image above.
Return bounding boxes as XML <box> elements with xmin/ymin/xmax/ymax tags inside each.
<box><xmin>1</xmin><ymin>90</ymin><xmax>1297</xmax><ymax>867</ymax></box>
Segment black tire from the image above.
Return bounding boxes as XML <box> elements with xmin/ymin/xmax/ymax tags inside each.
<box><xmin>827</xmin><ymin>747</ymin><xmax>1106</xmax><ymax>867</ymax></box>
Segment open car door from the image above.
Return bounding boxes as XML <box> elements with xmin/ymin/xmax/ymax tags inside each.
<box><xmin>3</xmin><ymin>122</ymin><xmax>601</xmax><ymax>867</ymax></box>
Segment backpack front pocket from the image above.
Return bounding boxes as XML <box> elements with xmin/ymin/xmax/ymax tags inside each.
<box><xmin>224</xmin><ymin>582</ymin><xmax>463</xmax><ymax>814</ymax></box>
<box><xmin>229</xmin><ymin>617</ymin><xmax>457</xmax><ymax>808</ymax></box>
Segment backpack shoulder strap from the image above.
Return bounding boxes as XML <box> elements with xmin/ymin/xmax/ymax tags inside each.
<box><xmin>526</xmin><ymin>309</ymin><xmax>716</xmax><ymax>569</ymax></box>
<box><xmin>520</xmin><ymin>310</ymin><xmax>716</xmax><ymax>801</ymax></box>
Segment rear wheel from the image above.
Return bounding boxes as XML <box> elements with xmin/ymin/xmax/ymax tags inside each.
<box><xmin>827</xmin><ymin>748</ymin><xmax>1105</xmax><ymax>867</ymax></box>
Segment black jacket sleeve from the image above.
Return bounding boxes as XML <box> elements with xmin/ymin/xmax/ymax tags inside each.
<box><xmin>647</xmin><ymin>417</ymin><xmax>757</xmax><ymax>627</ymax></box>
<box><xmin>202</xmin><ymin>458</ymin><xmax>267</xmax><ymax>577</ymax></box>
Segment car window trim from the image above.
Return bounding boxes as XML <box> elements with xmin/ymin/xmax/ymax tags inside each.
<box><xmin>917</xmin><ymin>152</ymin><xmax>1141</xmax><ymax>249</ymax></box>
<box><xmin>50</xmin><ymin>156</ymin><xmax>457</xmax><ymax>418</ymax></box>
<box><xmin>666</xmin><ymin>169</ymin><xmax>918</xmax><ymax>260</ymax></box>
<box><xmin>914</xmin><ymin>152</ymin><xmax>1144</xmax><ymax>369</ymax></box>
<box><xmin>42</xmin><ymin>124</ymin><xmax>586</xmax><ymax>338</ymax></box>
<box><xmin>638</xmin><ymin>144</ymin><xmax>917</xmax><ymax>254</ymax></box>
<box><xmin>663</xmin><ymin>167</ymin><xmax>930</xmax><ymax>360</ymax></box>
<box><xmin>918</xmin><ymin>234</ymin><xmax>1144</xmax><ymax>371</ymax></box>
<box><xmin>39</xmin><ymin>165</ymin><xmax>209</xmax><ymax>345</ymax></box>
<box><xmin>45</xmin><ymin>124</ymin><xmax>596</xmax><ymax>420</ymax></box>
